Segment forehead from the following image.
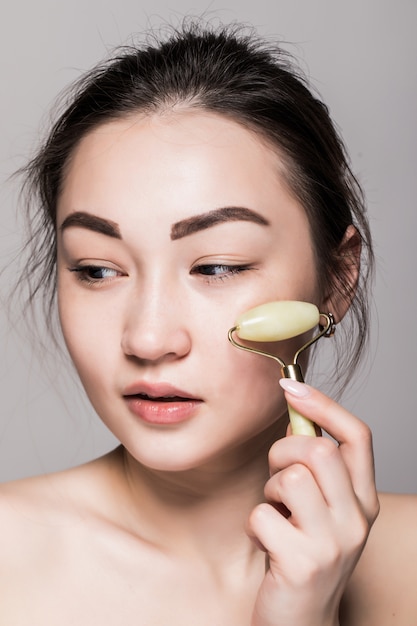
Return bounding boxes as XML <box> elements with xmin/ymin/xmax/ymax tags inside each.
<box><xmin>57</xmin><ymin>110</ymin><xmax>304</xmax><ymax>229</ymax></box>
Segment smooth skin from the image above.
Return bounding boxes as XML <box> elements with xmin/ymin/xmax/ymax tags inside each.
<box><xmin>0</xmin><ymin>111</ymin><xmax>416</xmax><ymax>625</ymax></box>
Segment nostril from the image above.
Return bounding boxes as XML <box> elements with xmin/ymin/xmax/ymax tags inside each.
<box><xmin>121</xmin><ymin>322</ymin><xmax>191</xmax><ymax>363</ymax></box>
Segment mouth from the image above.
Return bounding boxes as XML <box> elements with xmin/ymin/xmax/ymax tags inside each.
<box><xmin>129</xmin><ymin>392</ymin><xmax>194</xmax><ymax>402</ymax></box>
<box><xmin>123</xmin><ymin>383</ymin><xmax>203</xmax><ymax>424</ymax></box>
<box><xmin>123</xmin><ymin>381</ymin><xmax>200</xmax><ymax>401</ymax></box>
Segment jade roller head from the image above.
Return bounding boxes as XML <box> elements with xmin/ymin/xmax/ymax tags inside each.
<box><xmin>228</xmin><ymin>301</ymin><xmax>335</xmax><ymax>437</ymax></box>
<box><xmin>233</xmin><ymin>301</ymin><xmax>320</xmax><ymax>342</ymax></box>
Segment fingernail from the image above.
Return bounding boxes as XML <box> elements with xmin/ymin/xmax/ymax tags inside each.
<box><xmin>279</xmin><ymin>378</ymin><xmax>311</xmax><ymax>398</ymax></box>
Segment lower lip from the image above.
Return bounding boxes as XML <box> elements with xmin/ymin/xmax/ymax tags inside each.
<box><xmin>124</xmin><ymin>397</ymin><xmax>202</xmax><ymax>425</ymax></box>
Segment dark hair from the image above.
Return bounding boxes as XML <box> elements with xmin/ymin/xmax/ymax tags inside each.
<box><xmin>20</xmin><ymin>20</ymin><xmax>373</xmax><ymax>390</ymax></box>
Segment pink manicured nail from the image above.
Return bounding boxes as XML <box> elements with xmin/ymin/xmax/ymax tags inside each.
<box><xmin>279</xmin><ymin>378</ymin><xmax>311</xmax><ymax>398</ymax></box>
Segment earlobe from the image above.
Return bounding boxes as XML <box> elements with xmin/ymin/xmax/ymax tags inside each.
<box><xmin>321</xmin><ymin>225</ymin><xmax>361</xmax><ymax>323</ymax></box>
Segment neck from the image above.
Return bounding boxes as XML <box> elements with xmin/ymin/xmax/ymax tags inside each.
<box><xmin>108</xmin><ymin>419</ymin><xmax>285</xmax><ymax>564</ymax></box>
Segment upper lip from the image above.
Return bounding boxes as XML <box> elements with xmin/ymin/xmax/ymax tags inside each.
<box><xmin>123</xmin><ymin>381</ymin><xmax>201</xmax><ymax>401</ymax></box>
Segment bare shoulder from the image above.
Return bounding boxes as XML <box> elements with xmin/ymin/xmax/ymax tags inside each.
<box><xmin>0</xmin><ymin>450</ymin><xmax>121</xmax><ymax>570</ymax></box>
<box><xmin>361</xmin><ymin>492</ymin><xmax>417</xmax><ymax>581</ymax></box>
<box><xmin>0</xmin><ymin>469</ymin><xmax>81</xmax><ymax>607</ymax></box>
<box><xmin>342</xmin><ymin>492</ymin><xmax>417</xmax><ymax>625</ymax></box>
<box><xmin>0</xmin><ymin>449</ymin><xmax>157</xmax><ymax>624</ymax></box>
<box><xmin>0</xmin><ymin>465</ymin><xmax>87</xmax><ymax>519</ymax></box>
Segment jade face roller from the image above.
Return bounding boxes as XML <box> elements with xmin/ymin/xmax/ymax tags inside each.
<box><xmin>228</xmin><ymin>301</ymin><xmax>335</xmax><ymax>436</ymax></box>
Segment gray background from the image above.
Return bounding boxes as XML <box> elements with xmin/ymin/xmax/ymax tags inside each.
<box><xmin>0</xmin><ymin>0</ymin><xmax>416</xmax><ymax>492</ymax></box>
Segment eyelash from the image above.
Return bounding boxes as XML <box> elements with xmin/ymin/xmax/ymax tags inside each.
<box><xmin>68</xmin><ymin>265</ymin><xmax>122</xmax><ymax>286</ymax></box>
<box><xmin>190</xmin><ymin>264</ymin><xmax>253</xmax><ymax>282</ymax></box>
<box><xmin>68</xmin><ymin>263</ymin><xmax>253</xmax><ymax>287</ymax></box>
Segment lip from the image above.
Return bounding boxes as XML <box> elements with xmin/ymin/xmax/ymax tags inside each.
<box><xmin>123</xmin><ymin>381</ymin><xmax>203</xmax><ymax>425</ymax></box>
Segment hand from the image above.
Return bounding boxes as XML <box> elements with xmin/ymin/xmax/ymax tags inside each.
<box><xmin>247</xmin><ymin>380</ymin><xmax>379</xmax><ymax>626</ymax></box>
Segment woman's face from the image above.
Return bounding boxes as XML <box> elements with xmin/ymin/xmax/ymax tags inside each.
<box><xmin>57</xmin><ymin>111</ymin><xmax>322</xmax><ymax>472</ymax></box>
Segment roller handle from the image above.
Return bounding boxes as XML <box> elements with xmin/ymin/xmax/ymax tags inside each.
<box><xmin>281</xmin><ymin>364</ymin><xmax>316</xmax><ymax>437</ymax></box>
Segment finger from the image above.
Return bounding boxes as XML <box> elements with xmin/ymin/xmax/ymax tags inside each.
<box><xmin>268</xmin><ymin>436</ymin><xmax>365</xmax><ymax>525</ymax></box>
<box><xmin>247</xmin><ymin>503</ymin><xmax>328</xmax><ymax>586</ymax></box>
<box><xmin>247</xmin><ymin>502</ymin><xmax>302</xmax><ymax>572</ymax></box>
<box><xmin>278</xmin><ymin>379</ymin><xmax>379</xmax><ymax>523</ymax></box>
<box><xmin>264</xmin><ymin>462</ymin><xmax>333</xmax><ymax>537</ymax></box>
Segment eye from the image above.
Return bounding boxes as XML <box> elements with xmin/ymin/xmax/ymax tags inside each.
<box><xmin>190</xmin><ymin>264</ymin><xmax>253</xmax><ymax>282</ymax></box>
<box><xmin>68</xmin><ymin>264</ymin><xmax>124</xmax><ymax>286</ymax></box>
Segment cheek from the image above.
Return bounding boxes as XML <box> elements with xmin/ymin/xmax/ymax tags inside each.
<box><xmin>222</xmin><ymin>351</ymin><xmax>288</xmax><ymax>440</ymax></box>
<box><xmin>214</xmin><ymin>330</ymin><xmax>289</xmax><ymax>416</ymax></box>
<box><xmin>57</xmin><ymin>289</ymin><xmax>117</xmax><ymax>386</ymax></box>
<box><xmin>218</xmin><ymin>322</ymin><xmax>318</xmax><ymax>429</ymax></box>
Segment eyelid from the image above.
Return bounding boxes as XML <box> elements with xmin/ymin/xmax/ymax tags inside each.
<box><xmin>67</xmin><ymin>261</ymin><xmax>126</xmax><ymax>287</ymax></box>
<box><xmin>190</xmin><ymin>262</ymin><xmax>255</xmax><ymax>282</ymax></box>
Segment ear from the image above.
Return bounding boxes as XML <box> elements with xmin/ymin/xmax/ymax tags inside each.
<box><xmin>320</xmin><ymin>225</ymin><xmax>361</xmax><ymax>323</ymax></box>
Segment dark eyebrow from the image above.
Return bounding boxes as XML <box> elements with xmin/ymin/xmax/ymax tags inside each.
<box><xmin>170</xmin><ymin>206</ymin><xmax>269</xmax><ymax>241</ymax></box>
<box><xmin>59</xmin><ymin>211</ymin><xmax>122</xmax><ymax>239</ymax></box>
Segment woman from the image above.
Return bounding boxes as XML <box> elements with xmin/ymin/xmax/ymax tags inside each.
<box><xmin>1</xmin><ymin>22</ymin><xmax>415</xmax><ymax>625</ymax></box>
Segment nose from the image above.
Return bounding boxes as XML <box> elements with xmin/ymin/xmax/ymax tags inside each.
<box><xmin>120</xmin><ymin>281</ymin><xmax>192</xmax><ymax>364</ymax></box>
